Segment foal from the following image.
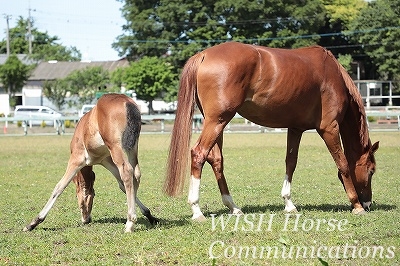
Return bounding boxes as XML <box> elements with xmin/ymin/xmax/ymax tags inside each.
<box><xmin>24</xmin><ymin>93</ymin><xmax>157</xmax><ymax>232</ymax></box>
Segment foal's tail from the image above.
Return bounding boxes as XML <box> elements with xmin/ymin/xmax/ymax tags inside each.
<box><xmin>164</xmin><ymin>52</ymin><xmax>204</xmax><ymax>197</ymax></box>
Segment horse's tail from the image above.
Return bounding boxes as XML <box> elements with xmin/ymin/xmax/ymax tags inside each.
<box><xmin>164</xmin><ymin>52</ymin><xmax>204</xmax><ymax>197</ymax></box>
<box><xmin>326</xmin><ymin>50</ymin><xmax>369</xmax><ymax>148</ymax></box>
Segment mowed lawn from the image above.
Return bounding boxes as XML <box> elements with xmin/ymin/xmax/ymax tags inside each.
<box><xmin>0</xmin><ymin>131</ymin><xmax>399</xmax><ymax>265</ymax></box>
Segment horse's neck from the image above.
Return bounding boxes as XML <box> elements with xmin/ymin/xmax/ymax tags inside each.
<box><xmin>340</xmin><ymin>103</ymin><xmax>369</xmax><ymax>163</ymax></box>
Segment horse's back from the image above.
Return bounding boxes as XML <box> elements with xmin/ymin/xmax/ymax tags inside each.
<box><xmin>72</xmin><ymin>94</ymin><xmax>141</xmax><ymax>164</ymax></box>
<box><xmin>196</xmin><ymin>42</ymin><xmax>349</xmax><ymax>129</ymax></box>
<box><xmin>96</xmin><ymin>94</ymin><xmax>141</xmax><ymax>150</ymax></box>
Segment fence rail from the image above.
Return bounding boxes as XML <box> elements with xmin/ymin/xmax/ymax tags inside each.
<box><xmin>1</xmin><ymin>111</ymin><xmax>399</xmax><ymax>136</ymax></box>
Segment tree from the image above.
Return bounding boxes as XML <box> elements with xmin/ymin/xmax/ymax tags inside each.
<box><xmin>123</xmin><ymin>56</ymin><xmax>177</xmax><ymax>114</ymax></box>
<box><xmin>42</xmin><ymin>79</ymin><xmax>70</xmax><ymax>110</ymax></box>
<box><xmin>318</xmin><ymin>0</ymin><xmax>367</xmax><ymax>57</ymax></box>
<box><xmin>110</xmin><ymin>67</ymin><xmax>127</xmax><ymax>91</ymax></box>
<box><xmin>0</xmin><ymin>54</ymin><xmax>31</xmax><ymax>107</ymax></box>
<box><xmin>113</xmin><ymin>0</ymin><xmax>326</xmax><ymax>68</ymax></box>
<box><xmin>349</xmin><ymin>0</ymin><xmax>400</xmax><ymax>82</ymax></box>
<box><xmin>66</xmin><ymin>66</ymin><xmax>111</xmax><ymax>106</ymax></box>
<box><xmin>0</xmin><ymin>16</ymin><xmax>81</xmax><ymax>61</ymax></box>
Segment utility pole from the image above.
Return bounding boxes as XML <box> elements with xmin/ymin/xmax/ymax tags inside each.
<box><xmin>4</xmin><ymin>14</ymin><xmax>11</xmax><ymax>57</ymax></box>
<box><xmin>28</xmin><ymin>8</ymin><xmax>32</xmax><ymax>54</ymax></box>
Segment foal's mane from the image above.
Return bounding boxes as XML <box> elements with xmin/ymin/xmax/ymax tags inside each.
<box><xmin>325</xmin><ymin>49</ymin><xmax>369</xmax><ymax>149</ymax></box>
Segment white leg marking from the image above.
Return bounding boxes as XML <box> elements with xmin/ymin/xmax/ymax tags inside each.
<box><xmin>188</xmin><ymin>176</ymin><xmax>205</xmax><ymax>221</ymax></box>
<box><xmin>221</xmin><ymin>194</ymin><xmax>243</xmax><ymax>215</ymax></box>
<box><xmin>125</xmin><ymin>220</ymin><xmax>135</xmax><ymax>233</ymax></box>
<box><xmin>281</xmin><ymin>175</ymin><xmax>297</xmax><ymax>212</ymax></box>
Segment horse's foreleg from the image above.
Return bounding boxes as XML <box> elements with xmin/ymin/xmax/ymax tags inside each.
<box><xmin>318</xmin><ymin>122</ymin><xmax>364</xmax><ymax>214</ymax></box>
<box><xmin>281</xmin><ymin>128</ymin><xmax>303</xmax><ymax>213</ymax></box>
<box><xmin>207</xmin><ymin>135</ymin><xmax>242</xmax><ymax>215</ymax></box>
<box><xmin>23</xmin><ymin>163</ymin><xmax>81</xmax><ymax>231</ymax></box>
<box><xmin>73</xmin><ymin>166</ymin><xmax>95</xmax><ymax>224</ymax></box>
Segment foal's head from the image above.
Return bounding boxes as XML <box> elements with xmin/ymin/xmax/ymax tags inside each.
<box><xmin>350</xmin><ymin>141</ymin><xmax>379</xmax><ymax>211</ymax></box>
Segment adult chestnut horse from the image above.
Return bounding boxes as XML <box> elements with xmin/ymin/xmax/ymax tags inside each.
<box><xmin>24</xmin><ymin>93</ymin><xmax>157</xmax><ymax>232</ymax></box>
<box><xmin>164</xmin><ymin>42</ymin><xmax>379</xmax><ymax>221</ymax></box>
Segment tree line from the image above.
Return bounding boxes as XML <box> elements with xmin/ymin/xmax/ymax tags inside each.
<box><xmin>1</xmin><ymin>0</ymin><xmax>399</xmax><ymax>112</ymax></box>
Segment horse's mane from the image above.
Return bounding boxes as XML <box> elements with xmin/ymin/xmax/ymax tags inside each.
<box><xmin>325</xmin><ymin>49</ymin><xmax>369</xmax><ymax>148</ymax></box>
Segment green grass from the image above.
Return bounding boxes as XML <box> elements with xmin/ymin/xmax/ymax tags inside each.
<box><xmin>0</xmin><ymin>132</ymin><xmax>399</xmax><ymax>265</ymax></box>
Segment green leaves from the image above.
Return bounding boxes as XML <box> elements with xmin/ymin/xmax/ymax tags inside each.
<box><xmin>0</xmin><ymin>54</ymin><xmax>31</xmax><ymax>97</ymax></box>
<box><xmin>0</xmin><ymin>17</ymin><xmax>81</xmax><ymax>62</ymax></box>
<box><xmin>66</xmin><ymin>66</ymin><xmax>110</xmax><ymax>105</ymax></box>
<box><xmin>123</xmin><ymin>56</ymin><xmax>177</xmax><ymax>113</ymax></box>
<box><xmin>349</xmin><ymin>0</ymin><xmax>400</xmax><ymax>81</ymax></box>
<box><xmin>114</xmin><ymin>0</ymin><xmax>327</xmax><ymax>67</ymax></box>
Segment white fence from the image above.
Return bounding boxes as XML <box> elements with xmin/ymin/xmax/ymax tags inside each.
<box><xmin>1</xmin><ymin>110</ymin><xmax>399</xmax><ymax>136</ymax></box>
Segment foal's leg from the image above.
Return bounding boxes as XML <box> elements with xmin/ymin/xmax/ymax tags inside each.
<box><xmin>281</xmin><ymin>128</ymin><xmax>303</xmax><ymax>213</ymax></box>
<box><xmin>24</xmin><ymin>159</ymin><xmax>84</xmax><ymax>231</ymax></box>
<box><xmin>106</xmin><ymin>146</ymin><xmax>137</xmax><ymax>232</ymax></box>
<box><xmin>72</xmin><ymin>166</ymin><xmax>95</xmax><ymax>224</ymax></box>
<box><xmin>318</xmin><ymin>122</ymin><xmax>364</xmax><ymax>214</ymax></box>
<box><xmin>101</xmin><ymin>156</ymin><xmax>158</xmax><ymax>225</ymax></box>
<box><xmin>207</xmin><ymin>135</ymin><xmax>242</xmax><ymax>215</ymax></box>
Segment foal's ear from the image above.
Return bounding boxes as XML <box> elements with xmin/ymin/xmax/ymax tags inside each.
<box><xmin>370</xmin><ymin>141</ymin><xmax>379</xmax><ymax>154</ymax></box>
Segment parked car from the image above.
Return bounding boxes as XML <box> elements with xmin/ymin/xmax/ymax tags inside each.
<box><xmin>14</xmin><ymin>105</ymin><xmax>63</xmax><ymax>126</ymax></box>
<box><xmin>78</xmin><ymin>104</ymin><xmax>95</xmax><ymax>118</ymax></box>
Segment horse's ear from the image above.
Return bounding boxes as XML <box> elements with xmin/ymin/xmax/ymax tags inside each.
<box><xmin>370</xmin><ymin>141</ymin><xmax>379</xmax><ymax>154</ymax></box>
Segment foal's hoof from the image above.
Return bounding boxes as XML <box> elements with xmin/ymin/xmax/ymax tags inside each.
<box><xmin>149</xmin><ymin>216</ymin><xmax>160</xmax><ymax>225</ymax></box>
<box><xmin>352</xmin><ymin>208</ymin><xmax>366</xmax><ymax>215</ymax></box>
<box><xmin>81</xmin><ymin>216</ymin><xmax>92</xmax><ymax>225</ymax></box>
<box><xmin>23</xmin><ymin>226</ymin><xmax>31</xmax><ymax>232</ymax></box>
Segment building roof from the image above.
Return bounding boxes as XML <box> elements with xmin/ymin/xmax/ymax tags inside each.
<box><xmin>0</xmin><ymin>54</ymin><xmax>37</xmax><ymax>65</ymax></box>
<box><xmin>29</xmin><ymin>58</ymin><xmax>129</xmax><ymax>81</ymax></box>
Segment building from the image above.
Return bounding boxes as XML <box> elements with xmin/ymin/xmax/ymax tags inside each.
<box><xmin>0</xmin><ymin>55</ymin><xmax>129</xmax><ymax>114</ymax></box>
<box><xmin>0</xmin><ymin>54</ymin><xmax>37</xmax><ymax>115</ymax></box>
<box><xmin>22</xmin><ymin>58</ymin><xmax>129</xmax><ymax>108</ymax></box>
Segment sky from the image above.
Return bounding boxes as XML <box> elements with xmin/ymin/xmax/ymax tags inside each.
<box><xmin>1</xmin><ymin>0</ymin><xmax>126</xmax><ymax>61</ymax></box>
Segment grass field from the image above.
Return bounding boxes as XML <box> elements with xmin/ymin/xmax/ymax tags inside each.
<box><xmin>0</xmin><ymin>131</ymin><xmax>399</xmax><ymax>265</ymax></box>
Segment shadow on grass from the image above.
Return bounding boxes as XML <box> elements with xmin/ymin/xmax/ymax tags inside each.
<box><xmin>203</xmin><ymin>202</ymin><xmax>396</xmax><ymax>216</ymax></box>
<box><xmin>94</xmin><ymin>215</ymin><xmax>191</xmax><ymax>230</ymax></box>
<box><xmin>32</xmin><ymin>202</ymin><xmax>396</xmax><ymax>232</ymax></box>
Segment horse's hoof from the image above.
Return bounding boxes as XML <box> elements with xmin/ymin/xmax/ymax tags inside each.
<box><xmin>192</xmin><ymin>214</ymin><xmax>207</xmax><ymax>222</ymax></box>
<box><xmin>284</xmin><ymin>207</ymin><xmax>298</xmax><ymax>213</ymax></box>
<box><xmin>22</xmin><ymin>226</ymin><xmax>30</xmax><ymax>232</ymax></box>
<box><xmin>232</xmin><ymin>209</ymin><xmax>243</xmax><ymax>215</ymax></box>
<box><xmin>150</xmin><ymin>217</ymin><xmax>160</xmax><ymax>225</ymax></box>
<box><xmin>81</xmin><ymin>216</ymin><xmax>92</xmax><ymax>225</ymax></box>
<box><xmin>352</xmin><ymin>208</ymin><xmax>366</xmax><ymax>215</ymax></box>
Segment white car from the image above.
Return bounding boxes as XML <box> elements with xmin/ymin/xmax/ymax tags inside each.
<box><xmin>79</xmin><ymin>104</ymin><xmax>95</xmax><ymax>118</ymax></box>
<box><xmin>14</xmin><ymin>105</ymin><xmax>63</xmax><ymax>126</ymax></box>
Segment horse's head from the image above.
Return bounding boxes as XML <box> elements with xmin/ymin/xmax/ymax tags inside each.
<box><xmin>350</xmin><ymin>141</ymin><xmax>379</xmax><ymax>211</ymax></box>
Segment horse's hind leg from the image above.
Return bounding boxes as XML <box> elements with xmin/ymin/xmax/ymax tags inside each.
<box><xmin>281</xmin><ymin>128</ymin><xmax>303</xmax><ymax>213</ymax></box>
<box><xmin>207</xmin><ymin>135</ymin><xmax>242</xmax><ymax>215</ymax></box>
<box><xmin>188</xmin><ymin>118</ymin><xmax>232</xmax><ymax>221</ymax></box>
<box><xmin>101</xmin><ymin>156</ymin><xmax>158</xmax><ymax>225</ymax></box>
<box><xmin>73</xmin><ymin>166</ymin><xmax>95</xmax><ymax>224</ymax></box>
<box><xmin>105</xmin><ymin>147</ymin><xmax>137</xmax><ymax>232</ymax></box>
